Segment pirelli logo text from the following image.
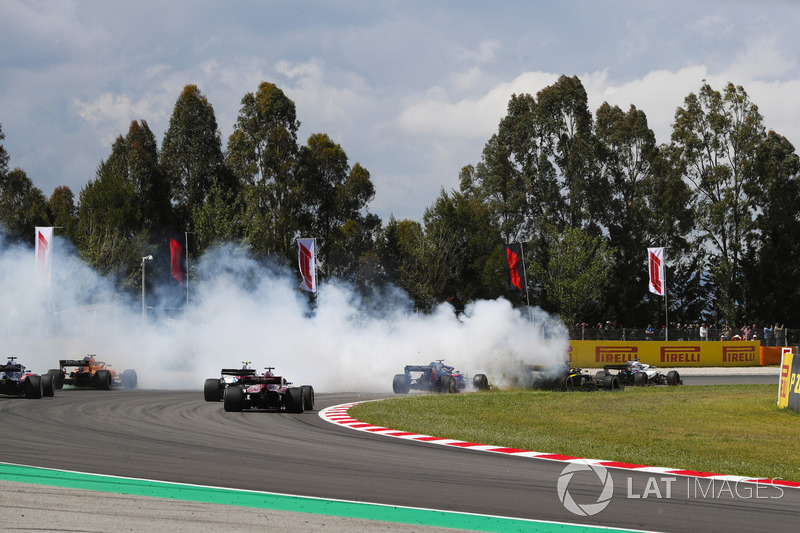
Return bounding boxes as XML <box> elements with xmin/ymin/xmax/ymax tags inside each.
<box><xmin>780</xmin><ymin>363</ymin><xmax>792</xmax><ymax>401</ymax></box>
<box><xmin>722</xmin><ymin>346</ymin><xmax>756</xmax><ymax>363</ymax></box>
<box><xmin>660</xmin><ymin>346</ymin><xmax>701</xmax><ymax>364</ymax></box>
<box><xmin>595</xmin><ymin>346</ymin><xmax>638</xmax><ymax>364</ymax></box>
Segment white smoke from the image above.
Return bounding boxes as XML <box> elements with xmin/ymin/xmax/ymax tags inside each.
<box><xmin>0</xmin><ymin>231</ymin><xmax>568</xmax><ymax>392</ymax></box>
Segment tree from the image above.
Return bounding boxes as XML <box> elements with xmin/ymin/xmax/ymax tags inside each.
<box><xmin>226</xmin><ymin>81</ymin><xmax>301</xmax><ymax>257</ymax></box>
<box><xmin>0</xmin><ymin>167</ymin><xmax>49</xmax><ymax>243</ymax></box>
<box><xmin>594</xmin><ymin>102</ymin><xmax>663</xmax><ymax>324</ymax></box>
<box><xmin>127</xmin><ymin>120</ymin><xmax>173</xmax><ymax>231</ymax></box>
<box><xmin>192</xmin><ymin>178</ymin><xmax>246</xmax><ymax>254</ymax></box>
<box><xmin>530</xmin><ymin>224</ymin><xmax>615</xmax><ymax>326</ymax></box>
<box><xmin>422</xmin><ymin>189</ymin><xmax>505</xmax><ymax>310</ymax></box>
<box><xmin>0</xmin><ymin>122</ymin><xmax>9</xmax><ymax>179</ymax></box>
<box><xmin>536</xmin><ymin>75</ymin><xmax>602</xmax><ymax>230</ymax></box>
<box><xmin>747</xmin><ymin>131</ymin><xmax>800</xmax><ymax>325</ymax></box>
<box><xmin>48</xmin><ymin>185</ymin><xmax>78</xmax><ymax>243</ymax></box>
<box><xmin>671</xmin><ymin>81</ymin><xmax>766</xmax><ymax>326</ymax></box>
<box><xmin>296</xmin><ymin>133</ymin><xmax>377</xmax><ymax>279</ymax></box>
<box><xmin>161</xmin><ymin>85</ymin><xmax>232</xmax><ymax>231</ymax></box>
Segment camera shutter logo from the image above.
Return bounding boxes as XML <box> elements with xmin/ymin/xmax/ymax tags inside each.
<box><xmin>557</xmin><ymin>462</ymin><xmax>614</xmax><ymax>516</ymax></box>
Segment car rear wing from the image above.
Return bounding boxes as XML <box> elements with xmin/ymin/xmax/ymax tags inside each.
<box><xmin>60</xmin><ymin>359</ymin><xmax>91</xmax><ymax>367</ymax></box>
<box><xmin>0</xmin><ymin>364</ymin><xmax>23</xmax><ymax>373</ymax></box>
<box><xmin>221</xmin><ymin>368</ymin><xmax>257</xmax><ymax>376</ymax></box>
<box><xmin>603</xmin><ymin>364</ymin><xmax>630</xmax><ymax>371</ymax></box>
<box><xmin>404</xmin><ymin>365</ymin><xmax>433</xmax><ymax>372</ymax></box>
<box><xmin>242</xmin><ymin>375</ymin><xmax>283</xmax><ymax>385</ymax></box>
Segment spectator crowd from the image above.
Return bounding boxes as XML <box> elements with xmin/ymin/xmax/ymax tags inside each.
<box><xmin>571</xmin><ymin>321</ymin><xmax>790</xmax><ymax>345</ymax></box>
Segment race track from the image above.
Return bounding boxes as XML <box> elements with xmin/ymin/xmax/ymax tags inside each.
<box><xmin>1</xmin><ymin>383</ymin><xmax>798</xmax><ymax>532</ymax></box>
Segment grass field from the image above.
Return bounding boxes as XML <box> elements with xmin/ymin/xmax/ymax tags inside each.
<box><xmin>349</xmin><ymin>385</ymin><xmax>800</xmax><ymax>481</ymax></box>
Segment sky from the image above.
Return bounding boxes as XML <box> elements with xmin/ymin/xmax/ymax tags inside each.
<box><xmin>3</xmin><ymin>1</ymin><xmax>800</xmax><ymax>223</ymax></box>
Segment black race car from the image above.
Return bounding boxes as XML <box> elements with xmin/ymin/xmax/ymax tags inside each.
<box><xmin>206</xmin><ymin>365</ymin><xmax>314</xmax><ymax>413</ymax></box>
<box><xmin>599</xmin><ymin>360</ymin><xmax>682</xmax><ymax>387</ymax></box>
<box><xmin>0</xmin><ymin>356</ymin><xmax>55</xmax><ymax>399</ymax></box>
<box><xmin>521</xmin><ymin>363</ymin><xmax>622</xmax><ymax>391</ymax></box>
<box><xmin>392</xmin><ymin>359</ymin><xmax>490</xmax><ymax>394</ymax></box>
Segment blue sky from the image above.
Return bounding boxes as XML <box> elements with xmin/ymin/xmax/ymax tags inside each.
<box><xmin>2</xmin><ymin>0</ymin><xmax>800</xmax><ymax>222</ymax></box>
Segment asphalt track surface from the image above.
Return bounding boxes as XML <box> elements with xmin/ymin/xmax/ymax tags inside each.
<box><xmin>1</xmin><ymin>374</ymin><xmax>798</xmax><ymax>532</ymax></box>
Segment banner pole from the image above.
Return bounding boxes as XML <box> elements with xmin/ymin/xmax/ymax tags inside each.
<box><xmin>664</xmin><ymin>248</ymin><xmax>669</xmax><ymax>341</ymax></box>
<box><xmin>519</xmin><ymin>242</ymin><xmax>531</xmax><ymax>321</ymax></box>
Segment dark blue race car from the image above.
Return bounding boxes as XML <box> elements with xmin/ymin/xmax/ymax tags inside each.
<box><xmin>0</xmin><ymin>356</ymin><xmax>55</xmax><ymax>399</ymax></box>
<box><xmin>392</xmin><ymin>359</ymin><xmax>489</xmax><ymax>394</ymax></box>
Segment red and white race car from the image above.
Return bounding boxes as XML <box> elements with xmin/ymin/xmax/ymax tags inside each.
<box><xmin>204</xmin><ymin>364</ymin><xmax>314</xmax><ymax>413</ymax></box>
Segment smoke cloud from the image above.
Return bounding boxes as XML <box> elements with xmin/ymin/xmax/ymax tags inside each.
<box><xmin>0</xmin><ymin>230</ymin><xmax>568</xmax><ymax>392</ymax></box>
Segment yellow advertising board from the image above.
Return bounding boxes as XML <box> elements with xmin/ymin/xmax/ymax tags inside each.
<box><xmin>778</xmin><ymin>348</ymin><xmax>800</xmax><ymax>412</ymax></box>
<box><xmin>568</xmin><ymin>340</ymin><xmax>762</xmax><ymax>367</ymax></box>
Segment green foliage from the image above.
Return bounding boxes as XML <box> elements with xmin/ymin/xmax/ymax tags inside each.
<box><xmin>530</xmin><ymin>224</ymin><xmax>615</xmax><ymax>325</ymax></box>
<box><xmin>0</xmin><ymin>167</ymin><xmax>49</xmax><ymax>243</ymax></box>
<box><xmin>671</xmin><ymin>81</ymin><xmax>766</xmax><ymax>326</ymax></box>
<box><xmin>161</xmin><ymin>84</ymin><xmax>230</xmax><ymax>231</ymax></box>
<box><xmin>226</xmin><ymin>81</ymin><xmax>301</xmax><ymax>259</ymax></box>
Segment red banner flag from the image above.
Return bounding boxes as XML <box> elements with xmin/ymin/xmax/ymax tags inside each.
<box><xmin>648</xmin><ymin>247</ymin><xmax>665</xmax><ymax>296</ymax></box>
<box><xmin>505</xmin><ymin>243</ymin><xmax>523</xmax><ymax>293</ymax></box>
<box><xmin>35</xmin><ymin>227</ymin><xmax>54</xmax><ymax>286</ymax></box>
<box><xmin>169</xmin><ymin>236</ymin><xmax>184</xmax><ymax>285</ymax></box>
<box><xmin>297</xmin><ymin>238</ymin><xmax>316</xmax><ymax>292</ymax></box>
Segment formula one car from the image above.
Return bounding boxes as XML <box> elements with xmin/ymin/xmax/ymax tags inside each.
<box><xmin>204</xmin><ymin>362</ymin><xmax>256</xmax><ymax>401</ymax></box>
<box><xmin>599</xmin><ymin>360</ymin><xmax>682</xmax><ymax>387</ymax></box>
<box><xmin>49</xmin><ymin>355</ymin><xmax>138</xmax><ymax>390</ymax></box>
<box><xmin>392</xmin><ymin>359</ymin><xmax>490</xmax><ymax>394</ymax></box>
<box><xmin>522</xmin><ymin>363</ymin><xmax>622</xmax><ymax>391</ymax></box>
<box><xmin>207</xmin><ymin>366</ymin><xmax>314</xmax><ymax>413</ymax></box>
<box><xmin>0</xmin><ymin>356</ymin><xmax>55</xmax><ymax>399</ymax></box>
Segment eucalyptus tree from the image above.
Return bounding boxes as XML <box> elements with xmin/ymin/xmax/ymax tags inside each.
<box><xmin>594</xmin><ymin>102</ymin><xmax>664</xmax><ymax>323</ymax></box>
<box><xmin>422</xmin><ymin>189</ymin><xmax>505</xmax><ymax>310</ymax></box>
<box><xmin>0</xmin><ymin>122</ymin><xmax>9</xmax><ymax>178</ymax></box>
<box><xmin>48</xmin><ymin>185</ymin><xmax>78</xmax><ymax>243</ymax></box>
<box><xmin>226</xmin><ymin>81</ymin><xmax>300</xmax><ymax>257</ymax></box>
<box><xmin>671</xmin><ymin>81</ymin><xmax>766</xmax><ymax>325</ymax></box>
<box><xmin>529</xmin><ymin>224</ymin><xmax>615</xmax><ymax>327</ymax></box>
<box><xmin>161</xmin><ymin>85</ymin><xmax>230</xmax><ymax>231</ymax></box>
<box><xmin>76</xmin><ymin>122</ymin><xmax>170</xmax><ymax>290</ymax></box>
<box><xmin>535</xmin><ymin>75</ymin><xmax>604</xmax><ymax>231</ymax></box>
<box><xmin>296</xmin><ymin>133</ymin><xmax>378</xmax><ymax>280</ymax></box>
<box><xmin>747</xmin><ymin>131</ymin><xmax>800</xmax><ymax>324</ymax></box>
<box><xmin>0</xmin><ymin>167</ymin><xmax>49</xmax><ymax>244</ymax></box>
<box><xmin>127</xmin><ymin>120</ymin><xmax>172</xmax><ymax>231</ymax></box>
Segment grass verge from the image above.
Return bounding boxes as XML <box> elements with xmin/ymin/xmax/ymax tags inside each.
<box><xmin>349</xmin><ymin>385</ymin><xmax>800</xmax><ymax>481</ymax></box>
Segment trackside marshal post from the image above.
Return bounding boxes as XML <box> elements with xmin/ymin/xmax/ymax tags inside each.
<box><xmin>778</xmin><ymin>347</ymin><xmax>800</xmax><ymax>412</ymax></box>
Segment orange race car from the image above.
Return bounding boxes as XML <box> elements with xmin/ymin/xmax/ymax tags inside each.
<box><xmin>49</xmin><ymin>355</ymin><xmax>138</xmax><ymax>390</ymax></box>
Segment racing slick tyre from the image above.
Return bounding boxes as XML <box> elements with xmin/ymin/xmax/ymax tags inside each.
<box><xmin>666</xmin><ymin>370</ymin><xmax>681</xmax><ymax>386</ymax></box>
<box><xmin>436</xmin><ymin>375</ymin><xmax>454</xmax><ymax>393</ymax></box>
<box><xmin>595</xmin><ymin>371</ymin><xmax>606</xmax><ymax>382</ymax></box>
<box><xmin>634</xmin><ymin>372</ymin><xmax>648</xmax><ymax>387</ymax></box>
<box><xmin>47</xmin><ymin>369</ymin><xmax>64</xmax><ymax>389</ymax></box>
<box><xmin>300</xmin><ymin>385</ymin><xmax>315</xmax><ymax>411</ymax></box>
<box><xmin>473</xmin><ymin>374</ymin><xmax>489</xmax><ymax>391</ymax></box>
<box><xmin>223</xmin><ymin>385</ymin><xmax>245</xmax><ymax>412</ymax></box>
<box><xmin>122</xmin><ymin>369</ymin><xmax>138</xmax><ymax>390</ymax></box>
<box><xmin>24</xmin><ymin>375</ymin><xmax>43</xmax><ymax>399</ymax></box>
<box><xmin>285</xmin><ymin>387</ymin><xmax>304</xmax><ymax>413</ymax></box>
<box><xmin>41</xmin><ymin>373</ymin><xmax>55</xmax><ymax>397</ymax></box>
<box><xmin>392</xmin><ymin>374</ymin><xmax>410</xmax><ymax>394</ymax></box>
<box><xmin>94</xmin><ymin>369</ymin><xmax>112</xmax><ymax>390</ymax></box>
<box><xmin>204</xmin><ymin>378</ymin><xmax>223</xmax><ymax>402</ymax></box>
<box><xmin>602</xmin><ymin>374</ymin><xmax>622</xmax><ymax>390</ymax></box>
<box><xmin>564</xmin><ymin>375</ymin><xmax>575</xmax><ymax>392</ymax></box>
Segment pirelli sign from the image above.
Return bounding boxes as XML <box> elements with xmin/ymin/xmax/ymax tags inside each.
<box><xmin>778</xmin><ymin>348</ymin><xmax>800</xmax><ymax>412</ymax></box>
<box><xmin>569</xmin><ymin>341</ymin><xmax>762</xmax><ymax>367</ymax></box>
